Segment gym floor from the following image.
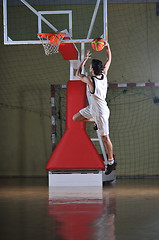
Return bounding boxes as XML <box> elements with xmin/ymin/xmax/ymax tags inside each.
<box><xmin>0</xmin><ymin>178</ymin><xmax>159</xmax><ymax>240</ymax></box>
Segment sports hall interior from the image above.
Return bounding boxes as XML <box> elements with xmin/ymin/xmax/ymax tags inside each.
<box><xmin>0</xmin><ymin>1</ymin><xmax>159</xmax><ymax>240</ymax></box>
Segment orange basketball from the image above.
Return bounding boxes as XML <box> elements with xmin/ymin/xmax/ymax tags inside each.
<box><xmin>91</xmin><ymin>38</ymin><xmax>105</xmax><ymax>51</ymax></box>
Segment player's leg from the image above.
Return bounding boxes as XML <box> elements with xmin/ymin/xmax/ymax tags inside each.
<box><xmin>73</xmin><ymin>112</ymin><xmax>94</xmax><ymax>122</ymax></box>
<box><xmin>73</xmin><ymin>105</ymin><xmax>95</xmax><ymax>122</ymax></box>
<box><xmin>101</xmin><ymin>135</ymin><xmax>113</xmax><ymax>160</ymax></box>
<box><xmin>96</xmin><ymin>113</ymin><xmax>117</xmax><ymax>175</ymax></box>
<box><xmin>101</xmin><ymin>134</ymin><xmax>117</xmax><ymax>175</ymax></box>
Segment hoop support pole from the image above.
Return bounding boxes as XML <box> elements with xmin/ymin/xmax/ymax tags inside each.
<box><xmin>103</xmin><ymin>0</ymin><xmax>108</xmax><ymax>41</ymax></box>
<box><xmin>87</xmin><ymin>0</ymin><xmax>101</xmax><ymax>39</ymax></box>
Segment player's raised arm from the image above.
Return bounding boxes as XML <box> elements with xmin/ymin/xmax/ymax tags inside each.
<box><xmin>103</xmin><ymin>42</ymin><xmax>112</xmax><ymax>76</ymax></box>
<box><xmin>76</xmin><ymin>50</ymin><xmax>94</xmax><ymax>93</ymax></box>
<box><xmin>76</xmin><ymin>50</ymin><xmax>92</xmax><ymax>84</ymax></box>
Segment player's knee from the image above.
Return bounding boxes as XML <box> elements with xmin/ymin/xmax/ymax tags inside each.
<box><xmin>101</xmin><ymin>135</ymin><xmax>110</xmax><ymax>143</ymax></box>
<box><xmin>73</xmin><ymin>112</ymin><xmax>85</xmax><ymax>122</ymax></box>
<box><xmin>73</xmin><ymin>113</ymin><xmax>81</xmax><ymax>121</ymax></box>
<box><xmin>72</xmin><ymin>114</ymin><xmax>77</xmax><ymax>121</ymax></box>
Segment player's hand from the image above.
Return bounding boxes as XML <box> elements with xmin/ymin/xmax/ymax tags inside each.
<box><xmin>85</xmin><ymin>50</ymin><xmax>92</xmax><ymax>60</ymax></box>
<box><xmin>105</xmin><ymin>41</ymin><xmax>109</xmax><ymax>48</ymax></box>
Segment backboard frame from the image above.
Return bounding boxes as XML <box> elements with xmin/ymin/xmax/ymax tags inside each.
<box><xmin>3</xmin><ymin>0</ymin><xmax>73</xmax><ymax>45</ymax></box>
<box><xmin>3</xmin><ymin>0</ymin><xmax>108</xmax><ymax>45</ymax></box>
<box><xmin>3</xmin><ymin>0</ymin><xmax>108</xmax><ymax>80</ymax></box>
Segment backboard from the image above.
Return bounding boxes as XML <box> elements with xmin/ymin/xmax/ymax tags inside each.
<box><xmin>3</xmin><ymin>0</ymin><xmax>108</xmax><ymax>45</ymax></box>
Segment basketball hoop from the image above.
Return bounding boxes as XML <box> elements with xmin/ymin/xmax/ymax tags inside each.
<box><xmin>37</xmin><ymin>32</ymin><xmax>66</xmax><ymax>55</ymax></box>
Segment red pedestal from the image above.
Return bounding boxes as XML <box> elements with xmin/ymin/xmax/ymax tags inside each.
<box><xmin>46</xmin><ymin>80</ymin><xmax>105</xmax><ymax>170</ymax></box>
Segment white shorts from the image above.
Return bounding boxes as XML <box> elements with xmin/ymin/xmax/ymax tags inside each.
<box><xmin>79</xmin><ymin>105</ymin><xmax>110</xmax><ymax>136</ymax></box>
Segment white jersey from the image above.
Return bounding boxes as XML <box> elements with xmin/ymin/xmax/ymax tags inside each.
<box><xmin>91</xmin><ymin>73</ymin><xmax>108</xmax><ymax>100</ymax></box>
<box><xmin>88</xmin><ymin>73</ymin><xmax>109</xmax><ymax>116</ymax></box>
<box><xmin>80</xmin><ymin>73</ymin><xmax>110</xmax><ymax>135</ymax></box>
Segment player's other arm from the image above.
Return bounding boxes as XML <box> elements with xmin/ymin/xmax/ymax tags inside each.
<box><xmin>76</xmin><ymin>51</ymin><xmax>94</xmax><ymax>91</ymax></box>
<box><xmin>76</xmin><ymin>50</ymin><xmax>91</xmax><ymax>81</ymax></box>
<box><xmin>103</xmin><ymin>42</ymin><xmax>112</xmax><ymax>76</ymax></box>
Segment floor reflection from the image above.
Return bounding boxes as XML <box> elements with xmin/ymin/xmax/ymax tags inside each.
<box><xmin>0</xmin><ymin>178</ymin><xmax>159</xmax><ymax>240</ymax></box>
<box><xmin>48</xmin><ymin>186</ymin><xmax>116</xmax><ymax>240</ymax></box>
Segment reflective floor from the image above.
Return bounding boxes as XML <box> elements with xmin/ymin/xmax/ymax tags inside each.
<box><xmin>0</xmin><ymin>178</ymin><xmax>159</xmax><ymax>240</ymax></box>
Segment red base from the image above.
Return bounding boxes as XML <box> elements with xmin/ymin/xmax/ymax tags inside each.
<box><xmin>46</xmin><ymin>128</ymin><xmax>105</xmax><ymax>170</ymax></box>
<box><xmin>46</xmin><ymin>81</ymin><xmax>105</xmax><ymax>171</ymax></box>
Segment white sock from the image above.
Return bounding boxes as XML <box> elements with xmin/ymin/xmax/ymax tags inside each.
<box><xmin>108</xmin><ymin>158</ymin><xmax>114</xmax><ymax>165</ymax></box>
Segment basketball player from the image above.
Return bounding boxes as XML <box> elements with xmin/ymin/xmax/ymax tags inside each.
<box><xmin>73</xmin><ymin>41</ymin><xmax>117</xmax><ymax>175</ymax></box>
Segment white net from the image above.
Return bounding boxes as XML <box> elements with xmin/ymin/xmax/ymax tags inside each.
<box><xmin>37</xmin><ymin>33</ymin><xmax>66</xmax><ymax>55</ymax></box>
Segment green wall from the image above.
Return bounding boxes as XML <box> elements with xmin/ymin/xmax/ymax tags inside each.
<box><xmin>0</xmin><ymin>3</ymin><xmax>159</xmax><ymax>177</ymax></box>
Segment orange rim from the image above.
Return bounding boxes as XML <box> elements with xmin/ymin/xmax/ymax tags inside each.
<box><xmin>37</xmin><ymin>32</ymin><xmax>66</xmax><ymax>43</ymax></box>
